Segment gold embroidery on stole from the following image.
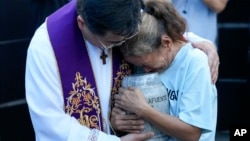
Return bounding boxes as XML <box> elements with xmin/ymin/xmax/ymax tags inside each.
<box><xmin>111</xmin><ymin>60</ymin><xmax>132</xmax><ymax>111</ymax></box>
<box><xmin>65</xmin><ymin>72</ymin><xmax>101</xmax><ymax>129</ymax></box>
<box><xmin>65</xmin><ymin>61</ymin><xmax>132</xmax><ymax>132</ymax></box>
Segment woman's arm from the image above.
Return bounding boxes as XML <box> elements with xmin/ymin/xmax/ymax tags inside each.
<box><xmin>203</xmin><ymin>0</ymin><xmax>228</xmax><ymax>13</ymax></box>
<box><xmin>114</xmin><ymin>88</ymin><xmax>202</xmax><ymax>141</ymax></box>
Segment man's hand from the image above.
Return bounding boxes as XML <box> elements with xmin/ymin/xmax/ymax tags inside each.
<box><xmin>121</xmin><ymin>132</ymin><xmax>154</xmax><ymax>141</ymax></box>
<box><xmin>110</xmin><ymin>107</ymin><xmax>145</xmax><ymax>133</ymax></box>
<box><xmin>191</xmin><ymin>41</ymin><xmax>220</xmax><ymax>84</ymax></box>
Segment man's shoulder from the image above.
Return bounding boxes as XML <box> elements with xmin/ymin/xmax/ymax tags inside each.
<box><xmin>28</xmin><ymin>21</ymin><xmax>51</xmax><ymax>53</ymax></box>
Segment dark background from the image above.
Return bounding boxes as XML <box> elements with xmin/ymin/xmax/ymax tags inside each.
<box><xmin>0</xmin><ymin>0</ymin><xmax>249</xmax><ymax>140</ymax></box>
<box><xmin>216</xmin><ymin>0</ymin><xmax>250</xmax><ymax>131</ymax></box>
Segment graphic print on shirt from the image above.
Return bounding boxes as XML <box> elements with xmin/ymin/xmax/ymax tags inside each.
<box><xmin>167</xmin><ymin>88</ymin><xmax>179</xmax><ymax>101</ymax></box>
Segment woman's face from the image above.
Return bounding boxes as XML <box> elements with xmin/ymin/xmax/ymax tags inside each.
<box><xmin>124</xmin><ymin>48</ymin><xmax>170</xmax><ymax>73</ymax></box>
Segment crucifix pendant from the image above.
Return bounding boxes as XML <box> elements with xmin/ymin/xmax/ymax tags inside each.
<box><xmin>100</xmin><ymin>49</ymin><xmax>108</xmax><ymax>64</ymax></box>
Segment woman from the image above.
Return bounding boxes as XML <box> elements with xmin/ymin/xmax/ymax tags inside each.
<box><xmin>111</xmin><ymin>0</ymin><xmax>217</xmax><ymax>140</ymax></box>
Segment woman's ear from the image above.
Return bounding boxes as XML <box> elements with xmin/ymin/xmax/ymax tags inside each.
<box><xmin>161</xmin><ymin>34</ymin><xmax>172</xmax><ymax>49</ymax></box>
<box><xmin>77</xmin><ymin>15</ymin><xmax>85</xmax><ymax>30</ymax></box>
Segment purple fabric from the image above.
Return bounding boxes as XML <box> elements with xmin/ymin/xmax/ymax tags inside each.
<box><xmin>46</xmin><ymin>0</ymin><xmax>133</xmax><ymax>132</ymax></box>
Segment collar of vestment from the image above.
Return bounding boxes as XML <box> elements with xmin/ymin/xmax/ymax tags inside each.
<box><xmin>46</xmin><ymin>0</ymin><xmax>133</xmax><ymax>132</ymax></box>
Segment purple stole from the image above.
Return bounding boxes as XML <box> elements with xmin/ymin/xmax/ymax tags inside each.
<box><xmin>47</xmin><ymin>0</ymin><xmax>133</xmax><ymax>132</ymax></box>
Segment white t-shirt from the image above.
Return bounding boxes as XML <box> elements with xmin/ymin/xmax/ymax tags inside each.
<box><xmin>159</xmin><ymin>43</ymin><xmax>217</xmax><ymax>141</ymax></box>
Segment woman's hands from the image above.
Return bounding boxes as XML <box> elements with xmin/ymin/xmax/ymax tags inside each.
<box><xmin>110</xmin><ymin>87</ymin><xmax>150</xmax><ymax>134</ymax></box>
<box><xmin>114</xmin><ymin>87</ymin><xmax>150</xmax><ymax>116</ymax></box>
<box><xmin>110</xmin><ymin>93</ymin><xmax>155</xmax><ymax>141</ymax></box>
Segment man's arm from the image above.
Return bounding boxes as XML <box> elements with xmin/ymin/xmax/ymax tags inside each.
<box><xmin>192</xmin><ymin>41</ymin><xmax>219</xmax><ymax>84</ymax></box>
<box><xmin>184</xmin><ymin>32</ymin><xmax>220</xmax><ymax>84</ymax></box>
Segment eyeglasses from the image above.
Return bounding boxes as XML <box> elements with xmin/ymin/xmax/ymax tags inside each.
<box><xmin>97</xmin><ymin>26</ymin><xmax>140</xmax><ymax>49</ymax></box>
<box><xmin>97</xmin><ymin>37</ymin><xmax>126</xmax><ymax>49</ymax></box>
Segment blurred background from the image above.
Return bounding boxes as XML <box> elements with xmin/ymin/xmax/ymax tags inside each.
<box><xmin>0</xmin><ymin>0</ymin><xmax>249</xmax><ymax>140</ymax></box>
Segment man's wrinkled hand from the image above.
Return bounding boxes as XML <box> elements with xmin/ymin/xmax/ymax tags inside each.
<box><xmin>110</xmin><ymin>107</ymin><xmax>145</xmax><ymax>133</ymax></box>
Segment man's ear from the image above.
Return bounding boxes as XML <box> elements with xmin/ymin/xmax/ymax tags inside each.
<box><xmin>77</xmin><ymin>15</ymin><xmax>85</xmax><ymax>30</ymax></box>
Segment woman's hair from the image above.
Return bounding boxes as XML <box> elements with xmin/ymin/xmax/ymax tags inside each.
<box><xmin>76</xmin><ymin>0</ymin><xmax>142</xmax><ymax>37</ymax></box>
<box><xmin>121</xmin><ymin>0</ymin><xmax>186</xmax><ymax>56</ymax></box>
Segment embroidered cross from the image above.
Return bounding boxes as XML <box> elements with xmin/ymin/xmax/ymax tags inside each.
<box><xmin>100</xmin><ymin>50</ymin><xmax>107</xmax><ymax>64</ymax></box>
